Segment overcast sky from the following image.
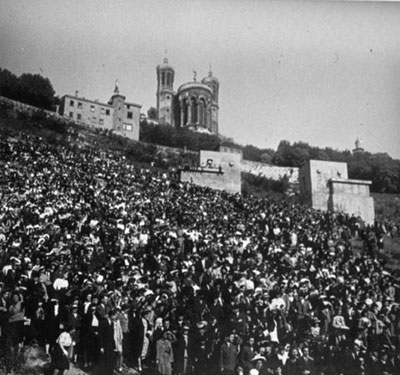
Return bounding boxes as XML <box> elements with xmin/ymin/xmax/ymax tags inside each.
<box><xmin>1</xmin><ymin>0</ymin><xmax>400</xmax><ymax>159</ymax></box>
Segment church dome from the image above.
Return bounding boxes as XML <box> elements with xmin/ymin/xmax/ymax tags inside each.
<box><xmin>177</xmin><ymin>82</ymin><xmax>212</xmax><ymax>95</ymax></box>
<box><xmin>157</xmin><ymin>57</ymin><xmax>175</xmax><ymax>72</ymax></box>
<box><xmin>201</xmin><ymin>70</ymin><xmax>219</xmax><ymax>85</ymax></box>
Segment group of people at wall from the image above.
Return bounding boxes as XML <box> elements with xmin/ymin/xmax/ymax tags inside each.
<box><xmin>0</xmin><ymin>133</ymin><xmax>400</xmax><ymax>375</ymax></box>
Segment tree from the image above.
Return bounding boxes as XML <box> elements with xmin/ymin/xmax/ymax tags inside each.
<box><xmin>369</xmin><ymin>153</ymin><xmax>400</xmax><ymax>193</ymax></box>
<box><xmin>260</xmin><ymin>152</ymin><xmax>273</xmax><ymax>164</ymax></box>
<box><xmin>272</xmin><ymin>140</ymin><xmax>292</xmax><ymax>166</ymax></box>
<box><xmin>18</xmin><ymin>73</ymin><xmax>55</xmax><ymax>110</ymax></box>
<box><xmin>0</xmin><ymin>68</ymin><xmax>56</xmax><ymax>110</ymax></box>
<box><xmin>147</xmin><ymin>107</ymin><xmax>158</xmax><ymax>120</ymax></box>
<box><xmin>0</xmin><ymin>68</ymin><xmax>20</xmax><ymax>100</ymax></box>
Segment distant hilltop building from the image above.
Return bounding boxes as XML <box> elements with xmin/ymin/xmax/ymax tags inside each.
<box><xmin>58</xmin><ymin>82</ymin><xmax>141</xmax><ymax>141</ymax></box>
<box><xmin>156</xmin><ymin>58</ymin><xmax>219</xmax><ymax>135</ymax></box>
<box><xmin>353</xmin><ymin>137</ymin><xmax>364</xmax><ymax>154</ymax></box>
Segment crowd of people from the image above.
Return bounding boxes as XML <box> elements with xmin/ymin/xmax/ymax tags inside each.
<box><xmin>0</xmin><ymin>133</ymin><xmax>399</xmax><ymax>375</ymax></box>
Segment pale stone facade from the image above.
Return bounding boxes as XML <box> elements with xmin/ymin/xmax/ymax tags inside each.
<box><xmin>328</xmin><ymin>179</ymin><xmax>375</xmax><ymax>225</ymax></box>
<box><xmin>59</xmin><ymin>85</ymin><xmax>141</xmax><ymax>141</ymax></box>
<box><xmin>299</xmin><ymin>160</ymin><xmax>374</xmax><ymax>224</ymax></box>
<box><xmin>180</xmin><ymin>150</ymin><xmax>241</xmax><ymax>194</ymax></box>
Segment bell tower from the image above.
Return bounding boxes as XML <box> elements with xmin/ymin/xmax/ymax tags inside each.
<box><xmin>156</xmin><ymin>57</ymin><xmax>175</xmax><ymax>125</ymax></box>
<box><xmin>201</xmin><ymin>65</ymin><xmax>219</xmax><ymax>135</ymax></box>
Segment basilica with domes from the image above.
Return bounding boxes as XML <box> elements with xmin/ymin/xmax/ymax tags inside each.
<box><xmin>156</xmin><ymin>58</ymin><xmax>219</xmax><ymax>135</ymax></box>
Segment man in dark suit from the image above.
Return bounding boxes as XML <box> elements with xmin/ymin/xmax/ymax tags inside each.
<box><xmin>342</xmin><ymin>340</ymin><xmax>363</xmax><ymax>375</ymax></box>
<box><xmin>239</xmin><ymin>337</ymin><xmax>256</xmax><ymax>375</ymax></box>
<box><xmin>220</xmin><ymin>333</ymin><xmax>238</xmax><ymax>375</ymax></box>
<box><xmin>175</xmin><ymin>324</ymin><xmax>195</xmax><ymax>375</ymax></box>
<box><xmin>193</xmin><ymin>322</ymin><xmax>210</xmax><ymax>375</ymax></box>
<box><xmin>298</xmin><ymin>345</ymin><xmax>315</xmax><ymax>375</ymax></box>
<box><xmin>98</xmin><ymin>310</ymin><xmax>116</xmax><ymax>375</ymax></box>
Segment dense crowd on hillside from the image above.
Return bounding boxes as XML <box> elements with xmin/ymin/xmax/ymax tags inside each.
<box><xmin>0</xmin><ymin>134</ymin><xmax>400</xmax><ymax>375</ymax></box>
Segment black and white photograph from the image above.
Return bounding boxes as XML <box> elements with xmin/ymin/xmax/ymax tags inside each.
<box><xmin>0</xmin><ymin>1</ymin><xmax>400</xmax><ymax>375</ymax></box>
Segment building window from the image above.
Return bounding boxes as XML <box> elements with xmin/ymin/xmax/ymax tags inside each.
<box><xmin>92</xmin><ymin>116</ymin><xmax>97</xmax><ymax>122</ymax></box>
<box><xmin>127</xmin><ymin>111</ymin><xmax>133</xmax><ymax>119</ymax></box>
<box><xmin>123</xmin><ymin>123</ymin><xmax>133</xmax><ymax>131</ymax></box>
<box><xmin>77</xmin><ymin>102</ymin><xmax>82</xmax><ymax>109</ymax></box>
<box><xmin>100</xmin><ymin>107</ymin><xmax>105</xmax><ymax>115</ymax></box>
<box><xmin>77</xmin><ymin>113</ymin><xmax>81</xmax><ymax>120</ymax></box>
<box><xmin>70</xmin><ymin>100</ymin><xmax>74</xmax><ymax>107</ymax></box>
<box><xmin>106</xmin><ymin>109</ymin><xmax>110</xmax><ymax>116</ymax></box>
<box><xmin>166</xmin><ymin>95</ymin><xmax>170</xmax><ymax>100</ymax></box>
<box><xmin>99</xmin><ymin>118</ymin><xmax>104</xmax><ymax>125</ymax></box>
<box><xmin>90</xmin><ymin>105</ymin><xmax>95</xmax><ymax>112</ymax></box>
<box><xmin>127</xmin><ymin>105</ymin><xmax>130</xmax><ymax>109</ymax></box>
<box><xmin>69</xmin><ymin>112</ymin><xmax>73</xmax><ymax>118</ymax></box>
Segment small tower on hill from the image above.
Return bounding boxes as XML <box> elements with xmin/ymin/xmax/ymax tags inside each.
<box><xmin>353</xmin><ymin>137</ymin><xmax>364</xmax><ymax>154</ymax></box>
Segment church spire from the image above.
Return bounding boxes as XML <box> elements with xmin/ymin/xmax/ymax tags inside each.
<box><xmin>114</xmin><ymin>79</ymin><xmax>120</xmax><ymax>94</ymax></box>
<box><xmin>164</xmin><ymin>48</ymin><xmax>168</xmax><ymax>64</ymax></box>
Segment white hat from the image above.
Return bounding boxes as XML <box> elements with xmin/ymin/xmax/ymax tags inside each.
<box><xmin>365</xmin><ymin>298</ymin><xmax>373</xmax><ymax>306</ymax></box>
<box><xmin>252</xmin><ymin>354</ymin><xmax>266</xmax><ymax>362</ymax></box>
<box><xmin>10</xmin><ymin>257</ymin><xmax>21</xmax><ymax>265</ymax></box>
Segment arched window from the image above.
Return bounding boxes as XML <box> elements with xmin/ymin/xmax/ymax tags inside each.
<box><xmin>183</xmin><ymin>99</ymin><xmax>188</xmax><ymax>125</ymax></box>
<box><xmin>161</xmin><ymin>72</ymin><xmax>165</xmax><ymax>85</ymax></box>
<box><xmin>167</xmin><ymin>73</ymin><xmax>171</xmax><ymax>86</ymax></box>
<box><xmin>190</xmin><ymin>97</ymin><xmax>197</xmax><ymax>124</ymax></box>
<box><xmin>199</xmin><ymin>98</ymin><xmax>206</xmax><ymax>126</ymax></box>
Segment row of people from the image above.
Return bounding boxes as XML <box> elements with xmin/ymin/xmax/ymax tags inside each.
<box><xmin>0</xmin><ymin>132</ymin><xmax>399</xmax><ymax>375</ymax></box>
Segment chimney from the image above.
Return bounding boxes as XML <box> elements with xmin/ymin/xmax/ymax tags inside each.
<box><xmin>75</xmin><ymin>90</ymin><xmax>79</xmax><ymax>97</ymax></box>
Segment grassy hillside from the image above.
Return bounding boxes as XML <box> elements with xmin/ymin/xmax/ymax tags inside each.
<box><xmin>1</xmin><ymin>98</ymin><xmax>399</xmax><ymax>229</ymax></box>
<box><xmin>372</xmin><ymin>192</ymin><xmax>400</xmax><ymax>223</ymax></box>
<box><xmin>0</xmin><ymin>101</ymin><xmax>198</xmax><ymax>172</ymax></box>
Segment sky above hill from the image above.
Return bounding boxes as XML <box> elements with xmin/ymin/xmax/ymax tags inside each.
<box><xmin>1</xmin><ymin>0</ymin><xmax>400</xmax><ymax>159</ymax></box>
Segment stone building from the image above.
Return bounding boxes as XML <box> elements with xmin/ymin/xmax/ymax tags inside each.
<box><xmin>59</xmin><ymin>83</ymin><xmax>141</xmax><ymax>141</ymax></box>
<box><xmin>299</xmin><ymin>159</ymin><xmax>374</xmax><ymax>224</ymax></box>
<box><xmin>156</xmin><ymin>58</ymin><xmax>219</xmax><ymax>135</ymax></box>
<box><xmin>180</xmin><ymin>150</ymin><xmax>241</xmax><ymax>194</ymax></box>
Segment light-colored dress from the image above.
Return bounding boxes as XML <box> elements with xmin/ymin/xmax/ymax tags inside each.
<box><xmin>156</xmin><ymin>338</ymin><xmax>174</xmax><ymax>375</ymax></box>
<box><xmin>113</xmin><ymin>319</ymin><xmax>123</xmax><ymax>353</ymax></box>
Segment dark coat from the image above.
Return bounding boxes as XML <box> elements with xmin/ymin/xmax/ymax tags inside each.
<box><xmin>239</xmin><ymin>344</ymin><xmax>255</xmax><ymax>374</ymax></box>
<box><xmin>98</xmin><ymin>318</ymin><xmax>115</xmax><ymax>375</ymax></box>
<box><xmin>192</xmin><ymin>331</ymin><xmax>210</xmax><ymax>366</ymax></box>
<box><xmin>285</xmin><ymin>358</ymin><xmax>302</xmax><ymax>375</ymax></box>
<box><xmin>98</xmin><ymin>318</ymin><xmax>115</xmax><ymax>353</ymax></box>
<box><xmin>220</xmin><ymin>342</ymin><xmax>238</xmax><ymax>372</ymax></box>
<box><xmin>342</xmin><ymin>351</ymin><xmax>363</xmax><ymax>375</ymax></box>
<box><xmin>298</xmin><ymin>356</ymin><xmax>316</xmax><ymax>375</ymax></box>
<box><xmin>175</xmin><ymin>333</ymin><xmax>195</xmax><ymax>374</ymax></box>
<box><xmin>43</xmin><ymin>300</ymin><xmax>62</xmax><ymax>343</ymax></box>
<box><xmin>129</xmin><ymin>313</ymin><xmax>145</xmax><ymax>360</ymax></box>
